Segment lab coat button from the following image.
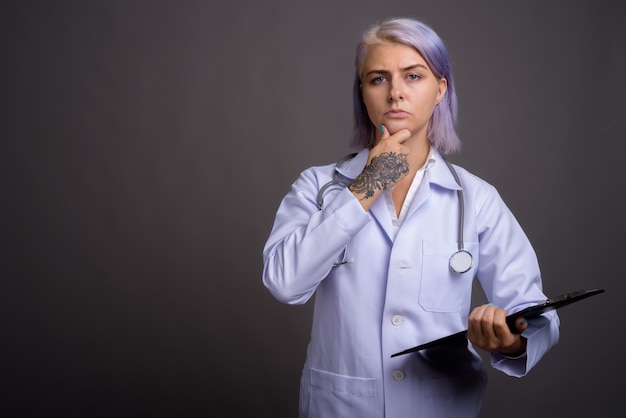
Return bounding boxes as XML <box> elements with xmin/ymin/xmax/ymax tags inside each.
<box><xmin>397</xmin><ymin>263</ymin><xmax>411</xmax><ymax>272</ymax></box>
<box><xmin>392</xmin><ymin>370</ymin><xmax>405</xmax><ymax>381</ymax></box>
<box><xmin>391</xmin><ymin>315</ymin><xmax>404</xmax><ymax>326</ymax></box>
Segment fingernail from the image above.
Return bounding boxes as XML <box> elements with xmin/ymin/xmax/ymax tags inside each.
<box><xmin>488</xmin><ymin>303</ymin><xmax>495</xmax><ymax>306</ymax></box>
<box><xmin>381</xmin><ymin>124</ymin><xmax>385</xmax><ymax>133</ymax></box>
<box><xmin>520</xmin><ymin>318</ymin><xmax>526</xmax><ymax>326</ymax></box>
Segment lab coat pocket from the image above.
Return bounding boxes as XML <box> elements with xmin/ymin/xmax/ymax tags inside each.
<box><xmin>309</xmin><ymin>368</ymin><xmax>376</xmax><ymax>418</ymax></box>
<box><xmin>419</xmin><ymin>240</ymin><xmax>478</xmax><ymax>312</ymax></box>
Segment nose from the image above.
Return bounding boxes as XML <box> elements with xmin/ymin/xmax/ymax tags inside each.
<box><xmin>388</xmin><ymin>81</ymin><xmax>404</xmax><ymax>102</ymax></box>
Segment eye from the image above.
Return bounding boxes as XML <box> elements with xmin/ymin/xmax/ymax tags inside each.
<box><xmin>407</xmin><ymin>73</ymin><xmax>421</xmax><ymax>81</ymax></box>
<box><xmin>371</xmin><ymin>76</ymin><xmax>386</xmax><ymax>84</ymax></box>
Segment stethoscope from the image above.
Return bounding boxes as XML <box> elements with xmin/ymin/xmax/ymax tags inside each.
<box><xmin>316</xmin><ymin>154</ymin><xmax>473</xmax><ymax>273</ymax></box>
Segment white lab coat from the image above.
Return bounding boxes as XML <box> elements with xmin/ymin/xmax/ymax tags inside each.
<box><xmin>263</xmin><ymin>148</ymin><xmax>559</xmax><ymax>418</ymax></box>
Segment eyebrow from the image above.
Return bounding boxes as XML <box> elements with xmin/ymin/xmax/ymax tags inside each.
<box><xmin>364</xmin><ymin>63</ymin><xmax>429</xmax><ymax>78</ymax></box>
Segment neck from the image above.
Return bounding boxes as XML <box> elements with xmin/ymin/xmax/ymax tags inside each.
<box><xmin>404</xmin><ymin>134</ymin><xmax>431</xmax><ymax>170</ymax></box>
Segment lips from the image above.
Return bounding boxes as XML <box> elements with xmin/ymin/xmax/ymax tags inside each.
<box><xmin>385</xmin><ymin>109</ymin><xmax>409</xmax><ymax>118</ymax></box>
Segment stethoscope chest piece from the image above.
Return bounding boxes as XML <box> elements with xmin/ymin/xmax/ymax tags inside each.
<box><xmin>449</xmin><ymin>250</ymin><xmax>473</xmax><ymax>274</ymax></box>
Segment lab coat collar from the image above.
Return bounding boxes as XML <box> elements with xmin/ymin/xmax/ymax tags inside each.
<box><xmin>427</xmin><ymin>149</ymin><xmax>463</xmax><ymax>192</ymax></box>
<box><xmin>395</xmin><ymin>150</ymin><xmax>462</xmax><ymax>227</ymax></box>
<box><xmin>333</xmin><ymin>148</ymin><xmax>392</xmax><ymax>240</ymax></box>
<box><xmin>334</xmin><ymin>149</ymin><xmax>369</xmax><ymax>180</ymax></box>
<box><xmin>334</xmin><ymin>147</ymin><xmax>462</xmax><ymax>241</ymax></box>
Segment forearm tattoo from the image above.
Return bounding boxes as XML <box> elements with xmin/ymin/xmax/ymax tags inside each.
<box><xmin>349</xmin><ymin>152</ymin><xmax>409</xmax><ymax>199</ymax></box>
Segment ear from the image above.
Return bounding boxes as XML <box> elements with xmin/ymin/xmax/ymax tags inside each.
<box><xmin>436</xmin><ymin>77</ymin><xmax>448</xmax><ymax>104</ymax></box>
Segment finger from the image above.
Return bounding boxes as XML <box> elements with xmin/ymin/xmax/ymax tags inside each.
<box><xmin>468</xmin><ymin>304</ymin><xmax>491</xmax><ymax>336</ymax></box>
<box><xmin>481</xmin><ymin>306</ymin><xmax>499</xmax><ymax>338</ymax></box>
<box><xmin>492</xmin><ymin>308</ymin><xmax>509</xmax><ymax>338</ymax></box>
<box><xmin>389</xmin><ymin>128</ymin><xmax>411</xmax><ymax>144</ymax></box>
<box><xmin>468</xmin><ymin>304</ymin><xmax>488</xmax><ymax>325</ymax></box>
<box><xmin>380</xmin><ymin>124</ymin><xmax>390</xmax><ymax>139</ymax></box>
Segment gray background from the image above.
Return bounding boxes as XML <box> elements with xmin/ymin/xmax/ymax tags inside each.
<box><xmin>2</xmin><ymin>0</ymin><xmax>625</xmax><ymax>417</ymax></box>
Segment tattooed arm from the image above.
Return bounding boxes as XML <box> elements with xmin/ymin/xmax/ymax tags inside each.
<box><xmin>349</xmin><ymin>152</ymin><xmax>409</xmax><ymax>203</ymax></box>
<box><xmin>349</xmin><ymin>127</ymin><xmax>412</xmax><ymax>211</ymax></box>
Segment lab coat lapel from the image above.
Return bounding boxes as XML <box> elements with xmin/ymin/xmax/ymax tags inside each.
<box><xmin>405</xmin><ymin>180</ymin><xmax>431</xmax><ymax>219</ymax></box>
<box><xmin>368</xmin><ymin>196</ymin><xmax>395</xmax><ymax>242</ymax></box>
<box><xmin>404</xmin><ymin>153</ymin><xmax>461</xmax><ymax>221</ymax></box>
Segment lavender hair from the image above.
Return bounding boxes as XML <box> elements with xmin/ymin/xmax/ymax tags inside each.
<box><xmin>351</xmin><ymin>17</ymin><xmax>461</xmax><ymax>154</ymax></box>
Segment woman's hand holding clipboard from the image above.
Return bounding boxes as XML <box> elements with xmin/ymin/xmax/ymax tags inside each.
<box><xmin>391</xmin><ymin>288</ymin><xmax>605</xmax><ymax>358</ymax></box>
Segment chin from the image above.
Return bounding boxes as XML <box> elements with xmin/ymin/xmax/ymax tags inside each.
<box><xmin>384</xmin><ymin>123</ymin><xmax>412</xmax><ymax>135</ymax></box>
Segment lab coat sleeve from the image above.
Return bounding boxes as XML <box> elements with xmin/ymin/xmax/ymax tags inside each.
<box><xmin>472</xmin><ymin>180</ymin><xmax>560</xmax><ymax>377</ymax></box>
<box><xmin>492</xmin><ymin>312</ymin><xmax>560</xmax><ymax>377</ymax></box>
<box><xmin>262</xmin><ymin>168</ymin><xmax>370</xmax><ymax>305</ymax></box>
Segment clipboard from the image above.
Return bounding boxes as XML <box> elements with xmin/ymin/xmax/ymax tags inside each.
<box><xmin>391</xmin><ymin>288</ymin><xmax>605</xmax><ymax>358</ymax></box>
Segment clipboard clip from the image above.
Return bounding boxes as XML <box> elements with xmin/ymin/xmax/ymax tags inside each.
<box><xmin>503</xmin><ymin>288</ymin><xmax>604</xmax><ymax>333</ymax></box>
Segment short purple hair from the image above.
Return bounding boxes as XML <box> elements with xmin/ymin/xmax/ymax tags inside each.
<box><xmin>352</xmin><ymin>17</ymin><xmax>461</xmax><ymax>154</ymax></box>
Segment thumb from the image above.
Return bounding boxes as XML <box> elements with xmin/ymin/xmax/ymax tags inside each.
<box><xmin>515</xmin><ymin>317</ymin><xmax>528</xmax><ymax>333</ymax></box>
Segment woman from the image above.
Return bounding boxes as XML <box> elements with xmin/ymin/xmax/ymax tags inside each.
<box><xmin>262</xmin><ymin>17</ymin><xmax>559</xmax><ymax>418</ymax></box>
